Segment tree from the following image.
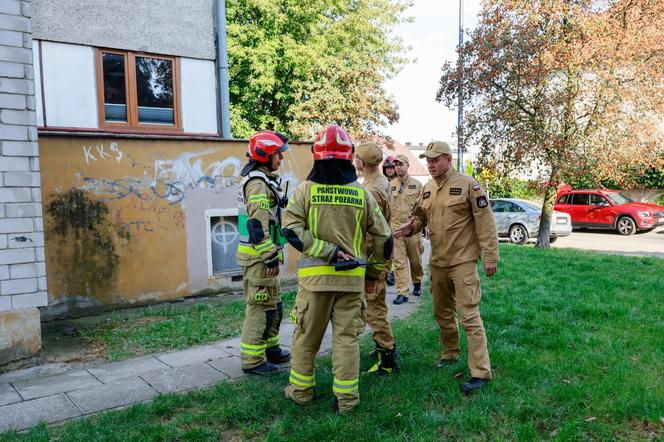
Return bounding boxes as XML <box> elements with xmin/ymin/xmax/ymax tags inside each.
<box><xmin>437</xmin><ymin>0</ymin><xmax>664</xmax><ymax>247</ymax></box>
<box><xmin>226</xmin><ymin>0</ymin><xmax>411</xmax><ymax>140</ymax></box>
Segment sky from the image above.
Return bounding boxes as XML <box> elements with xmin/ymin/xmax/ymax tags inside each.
<box><xmin>382</xmin><ymin>0</ymin><xmax>483</xmax><ymax>145</ymax></box>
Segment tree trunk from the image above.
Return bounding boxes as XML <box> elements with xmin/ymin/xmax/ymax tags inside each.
<box><xmin>535</xmin><ymin>167</ymin><xmax>561</xmax><ymax>248</ymax></box>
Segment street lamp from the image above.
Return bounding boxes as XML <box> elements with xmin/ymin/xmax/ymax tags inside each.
<box><xmin>457</xmin><ymin>0</ymin><xmax>464</xmax><ymax>172</ymax></box>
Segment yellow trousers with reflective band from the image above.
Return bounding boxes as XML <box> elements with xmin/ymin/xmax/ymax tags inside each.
<box><xmin>393</xmin><ymin>233</ymin><xmax>423</xmax><ymax>296</ymax></box>
<box><xmin>364</xmin><ymin>273</ymin><xmax>395</xmax><ymax>349</ymax></box>
<box><xmin>240</xmin><ymin>261</ymin><xmax>283</xmax><ymax>369</ymax></box>
<box><xmin>285</xmin><ymin>287</ymin><xmax>364</xmax><ymax>414</ymax></box>
<box><xmin>429</xmin><ymin>260</ymin><xmax>491</xmax><ymax>379</ymax></box>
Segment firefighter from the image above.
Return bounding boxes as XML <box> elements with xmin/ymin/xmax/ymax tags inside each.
<box><xmin>282</xmin><ymin>125</ymin><xmax>393</xmax><ymax>414</ymax></box>
<box><xmin>394</xmin><ymin>141</ymin><xmax>499</xmax><ymax>394</ymax></box>
<box><xmin>236</xmin><ymin>130</ymin><xmax>291</xmax><ymax>375</ymax></box>
<box><xmin>391</xmin><ymin>154</ymin><xmax>424</xmax><ymax>304</ymax></box>
<box><xmin>354</xmin><ymin>142</ymin><xmax>398</xmax><ymax>376</ymax></box>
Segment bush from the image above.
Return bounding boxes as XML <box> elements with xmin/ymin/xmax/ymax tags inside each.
<box><xmin>475</xmin><ymin>168</ymin><xmax>541</xmax><ymax>200</ymax></box>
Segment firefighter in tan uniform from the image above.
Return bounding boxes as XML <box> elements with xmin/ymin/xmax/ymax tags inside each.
<box><xmin>394</xmin><ymin>141</ymin><xmax>499</xmax><ymax>394</ymax></box>
<box><xmin>391</xmin><ymin>154</ymin><xmax>424</xmax><ymax>304</ymax></box>
<box><xmin>354</xmin><ymin>142</ymin><xmax>398</xmax><ymax>375</ymax></box>
<box><xmin>382</xmin><ymin>156</ymin><xmax>397</xmax><ymax>286</ymax></box>
<box><xmin>282</xmin><ymin>125</ymin><xmax>393</xmax><ymax>414</ymax></box>
<box><xmin>236</xmin><ymin>131</ymin><xmax>291</xmax><ymax>375</ymax></box>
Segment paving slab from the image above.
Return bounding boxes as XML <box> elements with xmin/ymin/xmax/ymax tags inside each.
<box><xmin>67</xmin><ymin>377</ymin><xmax>158</xmax><ymax>414</ymax></box>
<box><xmin>214</xmin><ymin>336</ymin><xmax>241</xmax><ymax>357</ymax></box>
<box><xmin>0</xmin><ymin>394</ymin><xmax>80</xmax><ymax>432</ymax></box>
<box><xmin>141</xmin><ymin>363</ymin><xmax>228</xmax><ymax>393</ymax></box>
<box><xmin>88</xmin><ymin>356</ymin><xmax>170</xmax><ymax>383</ymax></box>
<box><xmin>0</xmin><ymin>383</ymin><xmax>21</xmax><ymax>406</ymax></box>
<box><xmin>156</xmin><ymin>345</ymin><xmax>232</xmax><ymax>368</ymax></box>
<box><xmin>13</xmin><ymin>369</ymin><xmax>102</xmax><ymax>400</ymax></box>
<box><xmin>207</xmin><ymin>356</ymin><xmax>245</xmax><ymax>379</ymax></box>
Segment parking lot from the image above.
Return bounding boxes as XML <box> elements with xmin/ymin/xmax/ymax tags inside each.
<box><xmin>552</xmin><ymin>226</ymin><xmax>664</xmax><ymax>258</ymax></box>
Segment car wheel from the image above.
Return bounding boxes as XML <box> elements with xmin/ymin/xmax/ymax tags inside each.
<box><xmin>549</xmin><ymin>237</ymin><xmax>557</xmax><ymax>244</ymax></box>
<box><xmin>617</xmin><ymin>216</ymin><xmax>636</xmax><ymax>235</ymax></box>
<box><xmin>509</xmin><ymin>224</ymin><xmax>529</xmax><ymax>244</ymax></box>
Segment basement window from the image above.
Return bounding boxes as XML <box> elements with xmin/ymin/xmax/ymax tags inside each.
<box><xmin>205</xmin><ymin>209</ymin><xmax>241</xmax><ymax>277</ymax></box>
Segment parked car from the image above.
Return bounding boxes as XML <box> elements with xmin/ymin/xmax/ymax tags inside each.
<box><xmin>491</xmin><ymin>198</ymin><xmax>572</xmax><ymax>244</ymax></box>
<box><xmin>554</xmin><ymin>189</ymin><xmax>664</xmax><ymax>235</ymax></box>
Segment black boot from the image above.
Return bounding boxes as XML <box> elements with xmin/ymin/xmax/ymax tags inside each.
<box><xmin>393</xmin><ymin>294</ymin><xmax>409</xmax><ymax>305</ymax></box>
<box><xmin>242</xmin><ymin>361</ymin><xmax>279</xmax><ymax>375</ymax></box>
<box><xmin>367</xmin><ymin>344</ymin><xmax>399</xmax><ymax>376</ymax></box>
<box><xmin>266</xmin><ymin>347</ymin><xmax>291</xmax><ymax>364</ymax></box>
<box><xmin>412</xmin><ymin>282</ymin><xmax>422</xmax><ymax>297</ymax></box>
<box><xmin>460</xmin><ymin>377</ymin><xmax>489</xmax><ymax>395</ymax></box>
<box><xmin>386</xmin><ymin>272</ymin><xmax>396</xmax><ymax>286</ymax></box>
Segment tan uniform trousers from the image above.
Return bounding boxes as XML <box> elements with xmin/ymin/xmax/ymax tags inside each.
<box><xmin>394</xmin><ymin>233</ymin><xmax>424</xmax><ymax>296</ymax></box>
<box><xmin>430</xmin><ymin>260</ymin><xmax>492</xmax><ymax>379</ymax></box>
<box><xmin>365</xmin><ymin>274</ymin><xmax>395</xmax><ymax>349</ymax></box>
<box><xmin>240</xmin><ymin>261</ymin><xmax>283</xmax><ymax>369</ymax></box>
<box><xmin>285</xmin><ymin>287</ymin><xmax>364</xmax><ymax>414</ymax></box>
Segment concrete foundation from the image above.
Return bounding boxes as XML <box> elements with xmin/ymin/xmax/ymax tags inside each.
<box><xmin>0</xmin><ymin>308</ymin><xmax>42</xmax><ymax>367</ymax></box>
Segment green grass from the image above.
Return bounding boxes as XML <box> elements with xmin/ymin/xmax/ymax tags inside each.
<box><xmin>3</xmin><ymin>245</ymin><xmax>663</xmax><ymax>441</ymax></box>
<box><xmin>76</xmin><ymin>292</ymin><xmax>296</xmax><ymax>361</ymax></box>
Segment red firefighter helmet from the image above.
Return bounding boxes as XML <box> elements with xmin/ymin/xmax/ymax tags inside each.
<box><xmin>383</xmin><ymin>156</ymin><xmax>396</xmax><ymax>168</ymax></box>
<box><xmin>248</xmin><ymin>130</ymin><xmax>290</xmax><ymax>162</ymax></box>
<box><xmin>312</xmin><ymin>125</ymin><xmax>354</xmax><ymax>161</ymax></box>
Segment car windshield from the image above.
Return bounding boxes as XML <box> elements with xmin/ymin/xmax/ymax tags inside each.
<box><xmin>605</xmin><ymin>192</ymin><xmax>633</xmax><ymax>205</ymax></box>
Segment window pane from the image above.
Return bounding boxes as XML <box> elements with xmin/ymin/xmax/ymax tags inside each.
<box><xmin>135</xmin><ymin>57</ymin><xmax>174</xmax><ymax>125</ymax></box>
<box><xmin>571</xmin><ymin>194</ymin><xmax>589</xmax><ymax>205</ymax></box>
<box><xmin>102</xmin><ymin>53</ymin><xmax>127</xmax><ymax>122</ymax></box>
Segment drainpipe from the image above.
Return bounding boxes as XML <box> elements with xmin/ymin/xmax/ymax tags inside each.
<box><xmin>214</xmin><ymin>0</ymin><xmax>232</xmax><ymax>138</ymax></box>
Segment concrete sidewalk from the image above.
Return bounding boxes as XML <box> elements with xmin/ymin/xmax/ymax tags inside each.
<box><xmin>0</xmin><ymin>286</ymin><xmax>420</xmax><ymax>433</ymax></box>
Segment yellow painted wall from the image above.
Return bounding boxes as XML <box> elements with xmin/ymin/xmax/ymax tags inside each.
<box><xmin>39</xmin><ymin>134</ymin><xmax>312</xmax><ymax>317</ymax></box>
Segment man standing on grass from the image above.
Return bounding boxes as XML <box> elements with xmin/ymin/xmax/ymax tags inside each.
<box><xmin>236</xmin><ymin>131</ymin><xmax>292</xmax><ymax>375</ymax></box>
<box><xmin>391</xmin><ymin>154</ymin><xmax>424</xmax><ymax>304</ymax></box>
<box><xmin>393</xmin><ymin>141</ymin><xmax>499</xmax><ymax>394</ymax></box>
<box><xmin>354</xmin><ymin>142</ymin><xmax>399</xmax><ymax>376</ymax></box>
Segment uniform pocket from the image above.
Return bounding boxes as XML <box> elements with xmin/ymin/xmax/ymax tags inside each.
<box><xmin>290</xmin><ymin>296</ymin><xmax>309</xmax><ymax>333</ymax></box>
<box><xmin>246</xmin><ymin>276</ymin><xmax>277</xmax><ymax>305</ymax></box>
<box><xmin>460</xmin><ymin>273</ymin><xmax>481</xmax><ymax>307</ymax></box>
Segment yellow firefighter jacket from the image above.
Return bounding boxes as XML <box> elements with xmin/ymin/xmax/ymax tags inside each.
<box><xmin>409</xmin><ymin>169</ymin><xmax>499</xmax><ymax>267</ymax></box>
<box><xmin>282</xmin><ymin>180</ymin><xmax>392</xmax><ymax>292</ymax></box>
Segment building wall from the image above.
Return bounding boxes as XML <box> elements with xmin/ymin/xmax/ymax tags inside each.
<box><xmin>38</xmin><ymin>134</ymin><xmax>313</xmax><ymax>319</ymax></box>
<box><xmin>32</xmin><ymin>0</ymin><xmax>215</xmax><ymax>60</ymax></box>
<box><xmin>32</xmin><ymin>40</ymin><xmax>218</xmax><ymax>134</ymax></box>
<box><xmin>0</xmin><ymin>0</ymin><xmax>46</xmax><ymax>365</ymax></box>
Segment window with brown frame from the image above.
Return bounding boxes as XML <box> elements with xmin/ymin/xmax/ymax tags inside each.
<box><xmin>96</xmin><ymin>49</ymin><xmax>181</xmax><ymax>131</ymax></box>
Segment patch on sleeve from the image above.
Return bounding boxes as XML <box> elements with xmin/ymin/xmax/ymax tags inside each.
<box><xmin>408</xmin><ymin>184</ymin><xmax>417</xmax><ymax>189</ymax></box>
<box><xmin>423</xmin><ymin>191</ymin><xmax>431</xmax><ymax>199</ymax></box>
<box><xmin>472</xmin><ymin>183</ymin><xmax>481</xmax><ymax>191</ymax></box>
<box><xmin>476</xmin><ymin>196</ymin><xmax>488</xmax><ymax>208</ymax></box>
<box><xmin>449</xmin><ymin>187</ymin><xmax>462</xmax><ymax>195</ymax></box>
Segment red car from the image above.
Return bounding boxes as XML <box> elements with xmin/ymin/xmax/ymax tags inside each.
<box><xmin>554</xmin><ymin>189</ymin><xmax>664</xmax><ymax>235</ymax></box>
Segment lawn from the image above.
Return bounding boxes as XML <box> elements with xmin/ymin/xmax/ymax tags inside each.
<box><xmin>75</xmin><ymin>292</ymin><xmax>297</xmax><ymax>361</ymax></box>
<box><xmin>2</xmin><ymin>245</ymin><xmax>663</xmax><ymax>441</ymax></box>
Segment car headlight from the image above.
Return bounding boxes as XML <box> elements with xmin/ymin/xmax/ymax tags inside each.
<box><xmin>637</xmin><ymin>211</ymin><xmax>651</xmax><ymax>218</ymax></box>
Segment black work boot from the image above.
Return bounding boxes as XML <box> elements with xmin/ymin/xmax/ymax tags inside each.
<box><xmin>266</xmin><ymin>347</ymin><xmax>291</xmax><ymax>364</ymax></box>
<box><xmin>242</xmin><ymin>361</ymin><xmax>279</xmax><ymax>375</ymax></box>
<box><xmin>368</xmin><ymin>345</ymin><xmax>399</xmax><ymax>376</ymax></box>
<box><xmin>393</xmin><ymin>294</ymin><xmax>409</xmax><ymax>305</ymax></box>
<box><xmin>460</xmin><ymin>377</ymin><xmax>490</xmax><ymax>395</ymax></box>
<box><xmin>412</xmin><ymin>282</ymin><xmax>422</xmax><ymax>297</ymax></box>
<box><xmin>386</xmin><ymin>272</ymin><xmax>396</xmax><ymax>286</ymax></box>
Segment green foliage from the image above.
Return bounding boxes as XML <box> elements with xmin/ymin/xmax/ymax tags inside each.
<box><xmin>6</xmin><ymin>247</ymin><xmax>662</xmax><ymax>441</ymax></box>
<box><xmin>564</xmin><ymin>164</ymin><xmax>664</xmax><ymax>190</ymax></box>
<box><xmin>656</xmin><ymin>193</ymin><xmax>664</xmax><ymax>206</ymax></box>
<box><xmin>476</xmin><ymin>167</ymin><xmax>541</xmax><ymax>200</ymax></box>
<box><xmin>226</xmin><ymin>0</ymin><xmax>411</xmax><ymax>139</ymax></box>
